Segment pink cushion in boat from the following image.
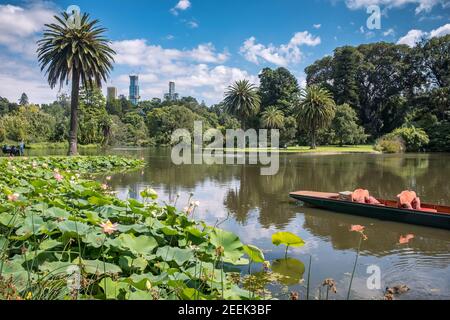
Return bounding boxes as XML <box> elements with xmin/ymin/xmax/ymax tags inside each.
<box><xmin>418</xmin><ymin>208</ymin><xmax>438</xmax><ymax>213</ymax></box>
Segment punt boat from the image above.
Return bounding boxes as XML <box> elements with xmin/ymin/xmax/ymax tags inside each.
<box><xmin>289</xmin><ymin>191</ymin><xmax>450</xmax><ymax>230</ymax></box>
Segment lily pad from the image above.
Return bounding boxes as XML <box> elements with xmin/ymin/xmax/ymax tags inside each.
<box><xmin>118</xmin><ymin>233</ymin><xmax>158</xmax><ymax>256</ymax></box>
<box><xmin>272</xmin><ymin>232</ymin><xmax>305</xmax><ymax>248</ymax></box>
<box><xmin>156</xmin><ymin>246</ymin><xmax>194</xmax><ymax>266</ymax></box>
<box><xmin>209</xmin><ymin>228</ymin><xmax>244</xmax><ymax>264</ymax></box>
<box><xmin>271</xmin><ymin>258</ymin><xmax>305</xmax><ymax>286</ymax></box>
<box><xmin>243</xmin><ymin>244</ymin><xmax>265</xmax><ymax>263</ymax></box>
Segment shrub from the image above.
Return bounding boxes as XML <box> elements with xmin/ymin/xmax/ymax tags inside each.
<box><xmin>425</xmin><ymin>121</ymin><xmax>450</xmax><ymax>152</ymax></box>
<box><xmin>384</xmin><ymin>127</ymin><xmax>429</xmax><ymax>152</ymax></box>
<box><xmin>374</xmin><ymin>137</ymin><xmax>405</xmax><ymax>153</ymax></box>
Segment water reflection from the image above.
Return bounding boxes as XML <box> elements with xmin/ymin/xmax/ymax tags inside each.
<box><xmin>26</xmin><ymin>147</ymin><xmax>450</xmax><ymax>299</ymax></box>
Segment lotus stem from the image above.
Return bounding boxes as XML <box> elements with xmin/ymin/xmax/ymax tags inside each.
<box><xmin>306</xmin><ymin>254</ymin><xmax>312</xmax><ymax>300</ymax></box>
<box><xmin>347</xmin><ymin>235</ymin><xmax>363</xmax><ymax>300</ymax></box>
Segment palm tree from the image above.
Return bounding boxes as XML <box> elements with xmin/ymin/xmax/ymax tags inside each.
<box><xmin>223</xmin><ymin>80</ymin><xmax>260</xmax><ymax>129</ymax></box>
<box><xmin>296</xmin><ymin>85</ymin><xmax>335</xmax><ymax>149</ymax></box>
<box><xmin>37</xmin><ymin>12</ymin><xmax>115</xmax><ymax>155</ymax></box>
<box><xmin>261</xmin><ymin>106</ymin><xmax>285</xmax><ymax>129</ymax></box>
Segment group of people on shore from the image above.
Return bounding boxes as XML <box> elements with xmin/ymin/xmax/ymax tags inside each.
<box><xmin>2</xmin><ymin>141</ymin><xmax>25</xmax><ymax>157</ymax></box>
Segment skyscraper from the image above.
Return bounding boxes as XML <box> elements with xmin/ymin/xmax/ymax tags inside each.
<box><xmin>107</xmin><ymin>87</ymin><xmax>117</xmax><ymax>101</ymax></box>
<box><xmin>164</xmin><ymin>81</ymin><xmax>179</xmax><ymax>101</ymax></box>
<box><xmin>129</xmin><ymin>75</ymin><xmax>140</xmax><ymax>105</ymax></box>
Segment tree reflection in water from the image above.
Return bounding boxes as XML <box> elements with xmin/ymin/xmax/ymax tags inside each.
<box><xmin>60</xmin><ymin>147</ymin><xmax>450</xmax><ymax>299</ymax></box>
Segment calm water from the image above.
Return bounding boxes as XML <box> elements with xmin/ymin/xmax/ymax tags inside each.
<box><xmin>29</xmin><ymin>148</ymin><xmax>450</xmax><ymax>300</ymax></box>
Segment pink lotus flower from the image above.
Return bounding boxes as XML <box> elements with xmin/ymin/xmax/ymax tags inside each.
<box><xmin>54</xmin><ymin>173</ymin><xmax>63</xmax><ymax>182</ymax></box>
<box><xmin>7</xmin><ymin>193</ymin><xmax>19</xmax><ymax>202</ymax></box>
<box><xmin>99</xmin><ymin>220</ymin><xmax>119</xmax><ymax>235</ymax></box>
<box><xmin>101</xmin><ymin>184</ymin><xmax>108</xmax><ymax>190</ymax></box>
<box><xmin>350</xmin><ymin>225</ymin><xmax>365</xmax><ymax>232</ymax></box>
<box><xmin>399</xmin><ymin>234</ymin><xmax>414</xmax><ymax>244</ymax></box>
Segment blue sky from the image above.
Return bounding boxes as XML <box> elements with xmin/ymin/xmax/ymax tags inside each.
<box><xmin>0</xmin><ymin>0</ymin><xmax>449</xmax><ymax>105</ymax></box>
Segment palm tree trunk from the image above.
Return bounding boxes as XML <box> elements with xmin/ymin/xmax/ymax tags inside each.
<box><xmin>68</xmin><ymin>70</ymin><xmax>80</xmax><ymax>156</ymax></box>
<box><xmin>310</xmin><ymin>129</ymin><xmax>317</xmax><ymax>149</ymax></box>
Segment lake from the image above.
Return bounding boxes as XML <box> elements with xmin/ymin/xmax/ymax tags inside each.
<box><xmin>29</xmin><ymin>147</ymin><xmax>450</xmax><ymax>300</ymax></box>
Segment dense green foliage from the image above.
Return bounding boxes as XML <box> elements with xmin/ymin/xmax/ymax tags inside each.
<box><xmin>384</xmin><ymin>127</ymin><xmax>430</xmax><ymax>152</ymax></box>
<box><xmin>306</xmin><ymin>35</ymin><xmax>450</xmax><ymax>151</ymax></box>
<box><xmin>261</xmin><ymin>107</ymin><xmax>285</xmax><ymax>129</ymax></box>
<box><xmin>2</xmin><ymin>35</ymin><xmax>450</xmax><ymax>152</ymax></box>
<box><xmin>330</xmin><ymin>104</ymin><xmax>368</xmax><ymax>146</ymax></box>
<box><xmin>374</xmin><ymin>137</ymin><xmax>406</xmax><ymax>154</ymax></box>
<box><xmin>0</xmin><ymin>156</ymin><xmax>279</xmax><ymax>300</ymax></box>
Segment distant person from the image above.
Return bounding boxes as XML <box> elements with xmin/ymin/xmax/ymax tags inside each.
<box><xmin>19</xmin><ymin>140</ymin><xmax>25</xmax><ymax>156</ymax></box>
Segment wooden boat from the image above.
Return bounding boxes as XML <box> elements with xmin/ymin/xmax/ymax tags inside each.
<box><xmin>289</xmin><ymin>191</ymin><xmax>450</xmax><ymax>230</ymax></box>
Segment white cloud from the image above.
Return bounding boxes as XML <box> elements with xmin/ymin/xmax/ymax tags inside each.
<box><xmin>343</xmin><ymin>0</ymin><xmax>446</xmax><ymax>14</ymax></box>
<box><xmin>187</xmin><ymin>20</ymin><xmax>199</xmax><ymax>28</ymax></box>
<box><xmin>112</xmin><ymin>64</ymin><xmax>258</xmax><ymax>105</ymax></box>
<box><xmin>383</xmin><ymin>28</ymin><xmax>396</xmax><ymax>36</ymax></box>
<box><xmin>0</xmin><ymin>3</ymin><xmax>60</xmax><ymax>103</ymax></box>
<box><xmin>112</xmin><ymin>39</ymin><xmax>229</xmax><ymax>66</ymax></box>
<box><xmin>397</xmin><ymin>23</ymin><xmax>450</xmax><ymax>47</ymax></box>
<box><xmin>313</xmin><ymin>24</ymin><xmax>322</xmax><ymax>29</ymax></box>
<box><xmin>397</xmin><ymin>29</ymin><xmax>427</xmax><ymax>46</ymax></box>
<box><xmin>0</xmin><ymin>3</ymin><xmax>56</xmax><ymax>58</ymax></box>
<box><xmin>175</xmin><ymin>0</ymin><xmax>191</xmax><ymax>10</ymax></box>
<box><xmin>170</xmin><ymin>0</ymin><xmax>191</xmax><ymax>15</ymax></box>
<box><xmin>111</xmin><ymin>39</ymin><xmax>256</xmax><ymax>103</ymax></box>
<box><xmin>429</xmin><ymin>23</ymin><xmax>450</xmax><ymax>37</ymax></box>
<box><xmin>239</xmin><ymin>31</ymin><xmax>321</xmax><ymax>67</ymax></box>
<box><xmin>0</xmin><ymin>54</ymin><xmax>58</xmax><ymax>104</ymax></box>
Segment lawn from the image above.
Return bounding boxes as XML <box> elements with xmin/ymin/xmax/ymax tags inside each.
<box><xmin>205</xmin><ymin>145</ymin><xmax>378</xmax><ymax>154</ymax></box>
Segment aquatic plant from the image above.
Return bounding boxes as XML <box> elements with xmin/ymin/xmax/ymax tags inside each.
<box><xmin>0</xmin><ymin>156</ymin><xmax>259</xmax><ymax>300</ymax></box>
<box><xmin>271</xmin><ymin>231</ymin><xmax>305</xmax><ymax>258</ymax></box>
<box><xmin>347</xmin><ymin>224</ymin><xmax>368</xmax><ymax>300</ymax></box>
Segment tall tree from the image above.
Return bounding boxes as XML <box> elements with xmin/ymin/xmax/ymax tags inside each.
<box><xmin>37</xmin><ymin>11</ymin><xmax>115</xmax><ymax>155</ymax></box>
<box><xmin>331</xmin><ymin>103</ymin><xmax>367</xmax><ymax>146</ymax></box>
<box><xmin>305</xmin><ymin>56</ymin><xmax>334</xmax><ymax>91</ymax></box>
<box><xmin>0</xmin><ymin>97</ymin><xmax>9</xmax><ymax>116</ymax></box>
<box><xmin>19</xmin><ymin>93</ymin><xmax>29</xmax><ymax>106</ymax></box>
<box><xmin>332</xmin><ymin>46</ymin><xmax>361</xmax><ymax>107</ymax></box>
<box><xmin>296</xmin><ymin>85</ymin><xmax>336</xmax><ymax>149</ymax></box>
<box><xmin>305</xmin><ymin>42</ymin><xmax>413</xmax><ymax>137</ymax></box>
<box><xmin>417</xmin><ymin>34</ymin><xmax>450</xmax><ymax>89</ymax></box>
<box><xmin>258</xmin><ymin>67</ymin><xmax>300</xmax><ymax>114</ymax></box>
<box><xmin>223</xmin><ymin>80</ymin><xmax>260</xmax><ymax>129</ymax></box>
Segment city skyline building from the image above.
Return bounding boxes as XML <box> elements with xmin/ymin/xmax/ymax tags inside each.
<box><xmin>164</xmin><ymin>81</ymin><xmax>179</xmax><ymax>101</ymax></box>
<box><xmin>129</xmin><ymin>75</ymin><xmax>140</xmax><ymax>105</ymax></box>
<box><xmin>107</xmin><ymin>87</ymin><xmax>117</xmax><ymax>101</ymax></box>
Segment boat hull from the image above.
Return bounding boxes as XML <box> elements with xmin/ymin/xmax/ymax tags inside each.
<box><xmin>290</xmin><ymin>192</ymin><xmax>450</xmax><ymax>230</ymax></box>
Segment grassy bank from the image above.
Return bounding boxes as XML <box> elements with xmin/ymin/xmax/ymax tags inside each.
<box><xmin>205</xmin><ymin>145</ymin><xmax>378</xmax><ymax>154</ymax></box>
<box><xmin>0</xmin><ymin>156</ymin><xmax>270</xmax><ymax>300</ymax></box>
<box><xmin>1</xmin><ymin>141</ymin><xmax>100</xmax><ymax>150</ymax></box>
<box><xmin>26</xmin><ymin>142</ymin><xmax>100</xmax><ymax>150</ymax></box>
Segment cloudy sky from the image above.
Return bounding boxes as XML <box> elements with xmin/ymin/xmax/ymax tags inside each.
<box><xmin>0</xmin><ymin>0</ymin><xmax>449</xmax><ymax>105</ymax></box>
